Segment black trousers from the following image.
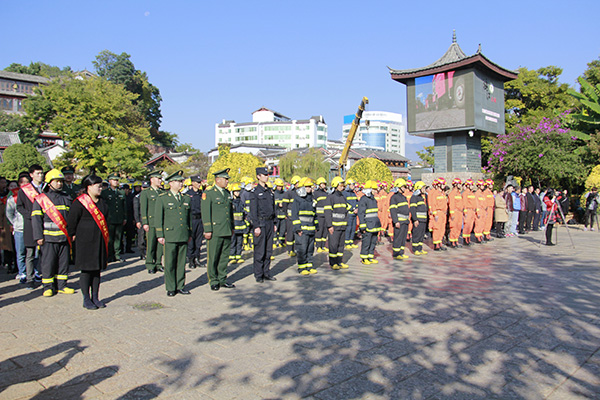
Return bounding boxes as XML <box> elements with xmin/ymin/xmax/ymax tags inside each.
<box><xmin>253</xmin><ymin>223</ymin><xmax>274</xmax><ymax>279</ymax></box>
<box><xmin>518</xmin><ymin>210</ymin><xmax>527</xmax><ymax>233</ymax></box>
<box><xmin>546</xmin><ymin>223</ymin><xmax>554</xmax><ymax>244</ymax></box>
<box><xmin>495</xmin><ymin>222</ymin><xmax>505</xmax><ymax>238</ymax></box>
<box><xmin>532</xmin><ymin>212</ymin><xmax>541</xmax><ymax>230</ymax></box>
<box><xmin>124</xmin><ymin>220</ymin><xmax>136</xmax><ymax>251</ymax></box>
<box><xmin>328</xmin><ymin>229</ymin><xmax>345</xmax><ymax>266</ymax></box>
<box><xmin>275</xmin><ymin>217</ymin><xmax>286</xmax><ymax>244</ymax></box>
<box><xmin>412</xmin><ymin>221</ymin><xmax>426</xmax><ymax>252</ymax></box>
<box><xmin>40</xmin><ymin>241</ymin><xmax>70</xmax><ymax>291</ymax></box>
<box><xmin>392</xmin><ymin>223</ymin><xmax>409</xmax><ymax>256</ymax></box>
<box><xmin>295</xmin><ymin>232</ymin><xmax>315</xmax><ymax>269</ymax></box>
<box><xmin>360</xmin><ymin>231</ymin><xmax>377</xmax><ymax>260</ymax></box>
<box><xmin>315</xmin><ymin>216</ymin><xmax>327</xmax><ymax>249</ymax></box>
<box><xmin>345</xmin><ymin>214</ymin><xmax>357</xmax><ymax>245</ymax></box>
<box><xmin>230</xmin><ymin>233</ymin><xmax>243</xmax><ymax>259</ymax></box>
<box><xmin>584</xmin><ymin>210</ymin><xmax>596</xmax><ymax>228</ymax></box>
<box><xmin>285</xmin><ymin>218</ymin><xmax>295</xmax><ymax>251</ymax></box>
<box><xmin>526</xmin><ymin>211</ymin><xmax>534</xmax><ymax>231</ymax></box>
<box><xmin>187</xmin><ymin>218</ymin><xmax>204</xmax><ymax>261</ymax></box>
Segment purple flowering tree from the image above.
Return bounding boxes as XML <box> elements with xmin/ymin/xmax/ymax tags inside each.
<box><xmin>485</xmin><ymin>113</ymin><xmax>589</xmax><ymax>189</ymax></box>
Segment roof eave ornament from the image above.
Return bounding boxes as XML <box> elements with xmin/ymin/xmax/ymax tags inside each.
<box><xmin>452</xmin><ymin>29</ymin><xmax>456</xmax><ymax>44</ymax></box>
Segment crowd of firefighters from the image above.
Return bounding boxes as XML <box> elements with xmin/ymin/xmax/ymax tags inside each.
<box><xmin>227</xmin><ymin>175</ymin><xmax>499</xmax><ymax>274</ymax></box>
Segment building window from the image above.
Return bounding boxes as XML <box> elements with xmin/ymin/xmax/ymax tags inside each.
<box><xmin>0</xmin><ymin>98</ymin><xmax>13</xmax><ymax>111</ymax></box>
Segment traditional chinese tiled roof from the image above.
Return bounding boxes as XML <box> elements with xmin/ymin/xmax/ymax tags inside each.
<box><xmin>0</xmin><ymin>131</ymin><xmax>22</xmax><ymax>148</ymax></box>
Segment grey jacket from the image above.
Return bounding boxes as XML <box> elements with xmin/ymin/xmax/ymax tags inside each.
<box><xmin>6</xmin><ymin>195</ymin><xmax>23</xmax><ymax>233</ymax></box>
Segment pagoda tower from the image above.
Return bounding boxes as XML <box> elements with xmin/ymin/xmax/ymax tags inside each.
<box><xmin>389</xmin><ymin>31</ymin><xmax>517</xmax><ymax>178</ymax></box>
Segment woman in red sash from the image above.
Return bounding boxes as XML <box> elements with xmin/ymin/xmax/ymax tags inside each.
<box><xmin>67</xmin><ymin>175</ymin><xmax>109</xmax><ymax>310</ymax></box>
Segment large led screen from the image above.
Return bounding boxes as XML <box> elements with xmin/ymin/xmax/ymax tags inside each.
<box><xmin>473</xmin><ymin>70</ymin><xmax>506</xmax><ymax>135</ymax></box>
<box><xmin>407</xmin><ymin>69</ymin><xmax>474</xmax><ymax>135</ymax></box>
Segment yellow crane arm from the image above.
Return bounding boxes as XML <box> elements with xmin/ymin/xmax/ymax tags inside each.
<box><xmin>338</xmin><ymin>97</ymin><xmax>368</xmax><ymax>177</ymax></box>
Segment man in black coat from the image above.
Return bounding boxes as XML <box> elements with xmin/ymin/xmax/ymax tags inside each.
<box><xmin>525</xmin><ymin>186</ymin><xmax>536</xmax><ymax>232</ymax></box>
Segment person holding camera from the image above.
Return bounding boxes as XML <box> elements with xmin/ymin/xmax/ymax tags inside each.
<box><xmin>543</xmin><ymin>189</ymin><xmax>559</xmax><ymax>246</ymax></box>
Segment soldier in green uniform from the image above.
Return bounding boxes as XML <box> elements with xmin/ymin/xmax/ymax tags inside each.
<box><xmin>140</xmin><ymin>171</ymin><xmax>165</xmax><ymax>273</ymax></box>
<box><xmin>201</xmin><ymin>168</ymin><xmax>235</xmax><ymax>291</ymax></box>
<box><xmin>101</xmin><ymin>173</ymin><xmax>127</xmax><ymax>262</ymax></box>
<box><xmin>156</xmin><ymin>171</ymin><xmax>192</xmax><ymax>296</ymax></box>
<box><xmin>61</xmin><ymin>166</ymin><xmax>80</xmax><ymax>200</ymax></box>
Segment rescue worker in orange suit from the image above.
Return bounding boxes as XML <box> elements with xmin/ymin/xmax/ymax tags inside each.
<box><xmin>429</xmin><ymin>178</ymin><xmax>448</xmax><ymax>251</ymax></box>
<box><xmin>375</xmin><ymin>182</ymin><xmax>389</xmax><ymax>242</ymax></box>
<box><xmin>389</xmin><ymin>178</ymin><xmax>410</xmax><ymax>259</ymax></box>
<box><xmin>483</xmin><ymin>179</ymin><xmax>495</xmax><ymax>241</ymax></box>
<box><xmin>462</xmin><ymin>179</ymin><xmax>477</xmax><ymax>246</ymax></box>
<box><xmin>447</xmin><ymin>178</ymin><xmax>464</xmax><ymax>249</ymax></box>
<box><xmin>473</xmin><ymin>179</ymin><xmax>487</xmax><ymax>243</ymax></box>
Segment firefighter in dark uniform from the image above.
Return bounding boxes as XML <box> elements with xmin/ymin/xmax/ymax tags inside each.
<box><xmin>61</xmin><ymin>166</ymin><xmax>80</xmax><ymax>200</ymax></box>
<box><xmin>358</xmin><ymin>180</ymin><xmax>381</xmax><ymax>264</ymax></box>
<box><xmin>229</xmin><ymin>183</ymin><xmax>246</xmax><ymax>263</ymax></box>
<box><xmin>389</xmin><ymin>178</ymin><xmax>410</xmax><ymax>260</ymax></box>
<box><xmin>324</xmin><ymin>176</ymin><xmax>349</xmax><ymax>270</ymax></box>
<box><xmin>187</xmin><ymin>175</ymin><xmax>204</xmax><ymax>268</ymax></box>
<box><xmin>31</xmin><ymin>169</ymin><xmax>74</xmax><ymax>297</ymax></box>
<box><xmin>101</xmin><ymin>173</ymin><xmax>127</xmax><ymax>262</ymax></box>
<box><xmin>155</xmin><ymin>171</ymin><xmax>192</xmax><ymax>296</ymax></box>
<box><xmin>292</xmin><ymin>177</ymin><xmax>317</xmax><ymax>275</ymax></box>
<box><xmin>248</xmin><ymin>167</ymin><xmax>277</xmax><ymax>282</ymax></box>
<box><xmin>410</xmin><ymin>181</ymin><xmax>429</xmax><ymax>255</ymax></box>
<box><xmin>343</xmin><ymin>178</ymin><xmax>359</xmax><ymax>248</ymax></box>
<box><xmin>240</xmin><ymin>177</ymin><xmax>254</xmax><ymax>251</ymax></box>
<box><xmin>201</xmin><ymin>168</ymin><xmax>236</xmax><ymax>291</ymax></box>
<box><xmin>314</xmin><ymin>177</ymin><xmax>329</xmax><ymax>253</ymax></box>
<box><xmin>284</xmin><ymin>175</ymin><xmax>301</xmax><ymax>256</ymax></box>
<box><xmin>273</xmin><ymin>178</ymin><xmax>287</xmax><ymax>247</ymax></box>
<box><xmin>140</xmin><ymin>171</ymin><xmax>164</xmax><ymax>273</ymax></box>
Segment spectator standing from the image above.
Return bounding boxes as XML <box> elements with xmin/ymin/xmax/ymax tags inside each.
<box><xmin>583</xmin><ymin>187</ymin><xmax>598</xmax><ymax>231</ymax></box>
<box><xmin>510</xmin><ymin>187</ymin><xmax>520</xmax><ymax>236</ymax></box>
<box><xmin>494</xmin><ymin>187</ymin><xmax>510</xmax><ymax>238</ymax></box>
<box><xmin>6</xmin><ymin>179</ymin><xmax>25</xmax><ymax>280</ymax></box>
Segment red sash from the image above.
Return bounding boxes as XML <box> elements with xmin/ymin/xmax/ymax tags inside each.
<box><xmin>11</xmin><ymin>188</ymin><xmax>19</xmax><ymax>202</ymax></box>
<box><xmin>77</xmin><ymin>194</ymin><xmax>109</xmax><ymax>254</ymax></box>
<box><xmin>35</xmin><ymin>193</ymin><xmax>72</xmax><ymax>247</ymax></box>
<box><xmin>21</xmin><ymin>183</ymin><xmax>41</xmax><ymax>203</ymax></box>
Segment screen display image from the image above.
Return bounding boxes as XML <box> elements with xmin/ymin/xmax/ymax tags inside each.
<box><xmin>409</xmin><ymin>70</ymin><xmax>474</xmax><ymax>134</ymax></box>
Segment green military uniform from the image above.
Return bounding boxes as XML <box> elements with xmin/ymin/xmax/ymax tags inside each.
<box><xmin>61</xmin><ymin>167</ymin><xmax>80</xmax><ymax>200</ymax></box>
<box><xmin>155</xmin><ymin>171</ymin><xmax>192</xmax><ymax>295</ymax></box>
<box><xmin>201</xmin><ymin>169</ymin><xmax>234</xmax><ymax>290</ymax></box>
<box><xmin>101</xmin><ymin>173</ymin><xmax>128</xmax><ymax>262</ymax></box>
<box><xmin>140</xmin><ymin>171</ymin><xmax>165</xmax><ymax>273</ymax></box>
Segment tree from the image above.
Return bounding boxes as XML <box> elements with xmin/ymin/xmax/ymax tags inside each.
<box><xmin>582</xmin><ymin>57</ymin><xmax>600</xmax><ymax>87</ymax></box>
<box><xmin>207</xmin><ymin>145</ymin><xmax>264</xmax><ymax>185</ymax></box>
<box><xmin>23</xmin><ymin>77</ymin><xmax>152</xmax><ymax>177</ymax></box>
<box><xmin>347</xmin><ymin>158</ymin><xmax>392</xmax><ymax>184</ymax></box>
<box><xmin>585</xmin><ymin>165</ymin><xmax>600</xmax><ymax>190</ymax></box>
<box><xmin>278</xmin><ymin>148</ymin><xmax>330</xmax><ymax>182</ymax></box>
<box><xmin>93</xmin><ymin>51</ymin><xmax>163</xmax><ymax>137</ymax></box>
<box><xmin>0</xmin><ymin>143</ymin><xmax>49</xmax><ymax>179</ymax></box>
<box><xmin>415</xmin><ymin>145</ymin><xmax>434</xmax><ymax>167</ymax></box>
<box><xmin>4</xmin><ymin>62</ymin><xmax>73</xmax><ymax>78</ymax></box>
<box><xmin>155</xmin><ymin>152</ymin><xmax>210</xmax><ymax>179</ymax></box>
<box><xmin>485</xmin><ymin>114</ymin><xmax>589</xmax><ymax>191</ymax></box>
<box><xmin>0</xmin><ymin>112</ymin><xmax>38</xmax><ymax>145</ymax></box>
<box><xmin>505</xmin><ymin>66</ymin><xmax>577</xmax><ymax>131</ymax></box>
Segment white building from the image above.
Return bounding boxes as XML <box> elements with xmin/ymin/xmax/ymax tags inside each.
<box><xmin>341</xmin><ymin>111</ymin><xmax>406</xmax><ymax>156</ymax></box>
<box><xmin>215</xmin><ymin>107</ymin><xmax>328</xmax><ymax>150</ymax></box>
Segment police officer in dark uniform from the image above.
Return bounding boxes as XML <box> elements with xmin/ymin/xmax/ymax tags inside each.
<box><xmin>248</xmin><ymin>167</ymin><xmax>277</xmax><ymax>283</ymax></box>
<box><xmin>61</xmin><ymin>166</ymin><xmax>80</xmax><ymax>200</ymax></box>
<box><xmin>123</xmin><ymin>184</ymin><xmax>136</xmax><ymax>254</ymax></box>
<box><xmin>101</xmin><ymin>173</ymin><xmax>127</xmax><ymax>262</ymax></box>
<box><xmin>187</xmin><ymin>175</ymin><xmax>204</xmax><ymax>268</ymax></box>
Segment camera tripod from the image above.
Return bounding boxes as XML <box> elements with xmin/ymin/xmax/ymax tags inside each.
<box><xmin>538</xmin><ymin>202</ymin><xmax>575</xmax><ymax>248</ymax></box>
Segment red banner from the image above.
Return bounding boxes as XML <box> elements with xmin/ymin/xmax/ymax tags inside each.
<box><xmin>35</xmin><ymin>193</ymin><xmax>72</xmax><ymax>247</ymax></box>
<box><xmin>21</xmin><ymin>183</ymin><xmax>40</xmax><ymax>203</ymax></box>
<box><xmin>77</xmin><ymin>194</ymin><xmax>109</xmax><ymax>255</ymax></box>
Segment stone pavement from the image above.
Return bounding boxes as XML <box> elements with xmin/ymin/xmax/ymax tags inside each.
<box><xmin>1</xmin><ymin>225</ymin><xmax>599</xmax><ymax>399</ymax></box>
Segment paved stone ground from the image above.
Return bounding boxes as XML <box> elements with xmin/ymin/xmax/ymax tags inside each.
<box><xmin>1</xmin><ymin>225</ymin><xmax>599</xmax><ymax>399</ymax></box>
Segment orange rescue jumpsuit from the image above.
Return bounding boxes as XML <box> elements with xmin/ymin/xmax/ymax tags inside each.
<box><xmin>462</xmin><ymin>188</ymin><xmax>477</xmax><ymax>244</ymax></box>
<box><xmin>483</xmin><ymin>188</ymin><xmax>494</xmax><ymax>239</ymax></box>
<box><xmin>474</xmin><ymin>189</ymin><xmax>486</xmax><ymax>242</ymax></box>
<box><xmin>428</xmin><ymin>187</ymin><xmax>448</xmax><ymax>248</ymax></box>
<box><xmin>448</xmin><ymin>187</ymin><xmax>464</xmax><ymax>245</ymax></box>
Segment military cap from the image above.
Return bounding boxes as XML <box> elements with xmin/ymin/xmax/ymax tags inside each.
<box><xmin>147</xmin><ymin>170</ymin><xmax>163</xmax><ymax>179</ymax></box>
<box><xmin>256</xmin><ymin>167</ymin><xmax>268</xmax><ymax>176</ymax></box>
<box><xmin>107</xmin><ymin>173</ymin><xmax>120</xmax><ymax>180</ymax></box>
<box><xmin>142</xmin><ymin>181</ymin><xmax>150</xmax><ymax>188</ymax></box>
<box><xmin>213</xmin><ymin>168</ymin><xmax>230</xmax><ymax>179</ymax></box>
<box><xmin>121</xmin><ymin>183</ymin><xmax>131</xmax><ymax>189</ymax></box>
<box><xmin>190</xmin><ymin>175</ymin><xmax>203</xmax><ymax>183</ymax></box>
<box><xmin>166</xmin><ymin>170</ymin><xmax>185</xmax><ymax>182</ymax></box>
<box><xmin>61</xmin><ymin>166</ymin><xmax>75</xmax><ymax>174</ymax></box>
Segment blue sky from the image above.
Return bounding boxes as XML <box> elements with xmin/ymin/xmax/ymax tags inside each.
<box><xmin>3</xmin><ymin>0</ymin><xmax>599</xmax><ymax>161</ymax></box>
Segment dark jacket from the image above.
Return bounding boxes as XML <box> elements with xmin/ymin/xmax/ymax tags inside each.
<box><xmin>324</xmin><ymin>190</ymin><xmax>348</xmax><ymax>230</ymax></box>
<box><xmin>17</xmin><ymin>183</ymin><xmax>43</xmax><ymax>247</ymax></box>
<box><xmin>358</xmin><ymin>194</ymin><xmax>381</xmax><ymax>233</ymax></box>
<box><xmin>67</xmin><ymin>197</ymin><xmax>108</xmax><ymax>271</ymax></box>
<box><xmin>248</xmin><ymin>184</ymin><xmax>275</xmax><ymax>229</ymax></box>
<box><xmin>31</xmin><ymin>189</ymin><xmax>71</xmax><ymax>243</ymax></box>
<box><xmin>389</xmin><ymin>192</ymin><xmax>410</xmax><ymax>225</ymax></box>
<box><xmin>291</xmin><ymin>192</ymin><xmax>316</xmax><ymax>234</ymax></box>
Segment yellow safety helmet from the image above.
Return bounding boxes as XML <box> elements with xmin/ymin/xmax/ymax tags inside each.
<box><xmin>230</xmin><ymin>183</ymin><xmax>241</xmax><ymax>192</ymax></box>
<box><xmin>298</xmin><ymin>177</ymin><xmax>313</xmax><ymax>187</ymax></box>
<box><xmin>331</xmin><ymin>176</ymin><xmax>345</xmax><ymax>188</ymax></box>
<box><xmin>274</xmin><ymin>178</ymin><xmax>285</xmax><ymax>187</ymax></box>
<box><xmin>241</xmin><ymin>176</ymin><xmax>251</xmax><ymax>185</ymax></box>
<box><xmin>184</xmin><ymin>178</ymin><xmax>192</xmax><ymax>186</ymax></box>
<box><xmin>133</xmin><ymin>181</ymin><xmax>142</xmax><ymax>187</ymax></box>
<box><xmin>266</xmin><ymin>181</ymin><xmax>273</xmax><ymax>188</ymax></box>
<box><xmin>291</xmin><ymin>175</ymin><xmax>301</xmax><ymax>185</ymax></box>
<box><xmin>363</xmin><ymin>180</ymin><xmax>376</xmax><ymax>190</ymax></box>
<box><xmin>414</xmin><ymin>181</ymin><xmax>426</xmax><ymax>191</ymax></box>
<box><xmin>394</xmin><ymin>178</ymin><xmax>407</xmax><ymax>188</ymax></box>
<box><xmin>44</xmin><ymin>169</ymin><xmax>64</xmax><ymax>183</ymax></box>
<box><xmin>316</xmin><ymin>177</ymin><xmax>327</xmax><ymax>185</ymax></box>
<box><xmin>346</xmin><ymin>178</ymin><xmax>356</xmax><ymax>185</ymax></box>
<box><xmin>74</xmin><ymin>179</ymin><xmax>82</xmax><ymax>185</ymax></box>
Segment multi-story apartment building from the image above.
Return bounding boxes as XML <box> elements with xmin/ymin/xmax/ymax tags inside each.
<box><xmin>341</xmin><ymin>111</ymin><xmax>406</xmax><ymax>156</ymax></box>
<box><xmin>0</xmin><ymin>71</ymin><xmax>49</xmax><ymax>114</ymax></box>
<box><xmin>215</xmin><ymin>107</ymin><xmax>328</xmax><ymax>150</ymax></box>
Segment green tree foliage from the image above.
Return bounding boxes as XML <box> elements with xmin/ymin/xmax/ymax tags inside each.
<box><xmin>569</xmin><ymin>77</ymin><xmax>600</xmax><ymax>129</ymax></box>
<box><xmin>347</xmin><ymin>158</ymin><xmax>392</xmax><ymax>184</ymax></box>
<box><xmin>0</xmin><ymin>112</ymin><xmax>37</xmax><ymax>145</ymax></box>
<box><xmin>278</xmin><ymin>148</ymin><xmax>330</xmax><ymax>182</ymax></box>
<box><xmin>4</xmin><ymin>62</ymin><xmax>73</xmax><ymax>78</ymax></box>
<box><xmin>505</xmin><ymin>66</ymin><xmax>577</xmax><ymax>131</ymax></box>
<box><xmin>415</xmin><ymin>145</ymin><xmax>434</xmax><ymax>167</ymax></box>
<box><xmin>23</xmin><ymin>77</ymin><xmax>152</xmax><ymax>177</ymax></box>
<box><xmin>582</xmin><ymin>57</ymin><xmax>600</xmax><ymax>86</ymax></box>
<box><xmin>93</xmin><ymin>50</ymin><xmax>164</xmax><ymax>141</ymax></box>
<box><xmin>0</xmin><ymin>143</ymin><xmax>49</xmax><ymax>179</ymax></box>
<box><xmin>585</xmin><ymin>165</ymin><xmax>600</xmax><ymax>190</ymax></box>
<box><xmin>208</xmin><ymin>150</ymin><xmax>264</xmax><ymax>185</ymax></box>
<box><xmin>155</xmin><ymin>152</ymin><xmax>210</xmax><ymax>179</ymax></box>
